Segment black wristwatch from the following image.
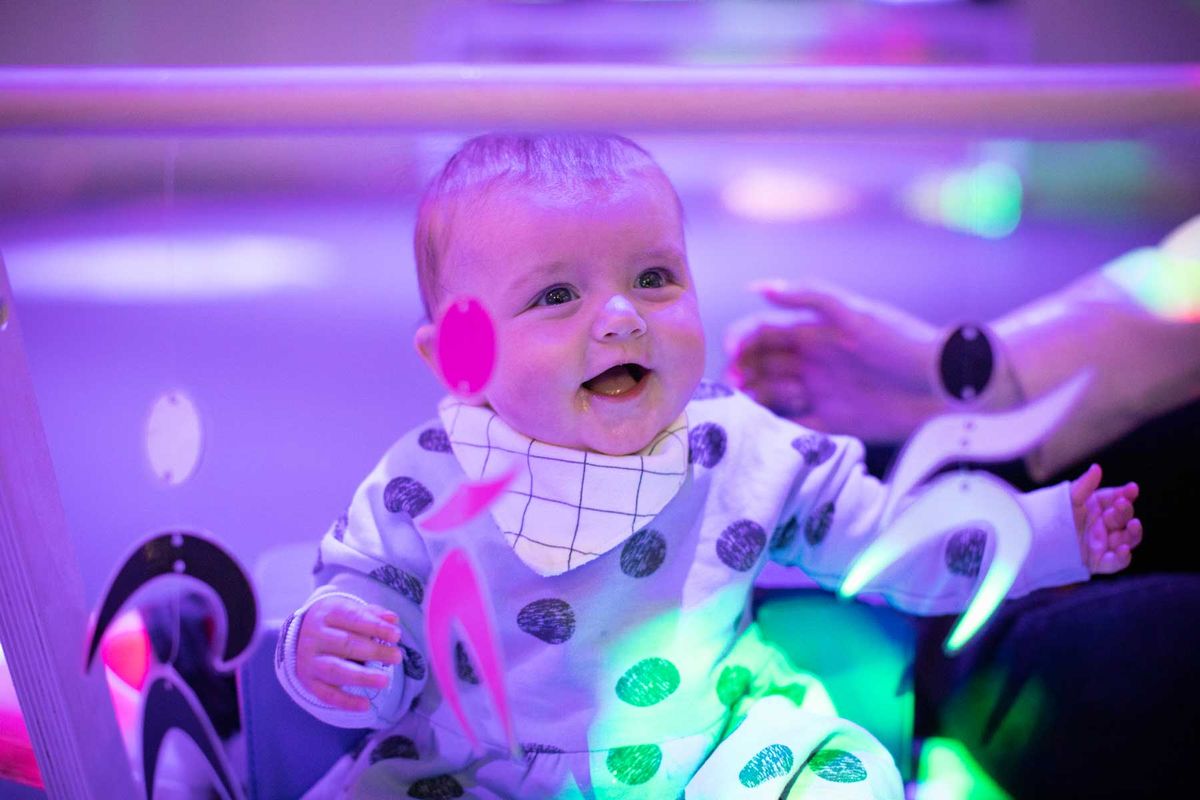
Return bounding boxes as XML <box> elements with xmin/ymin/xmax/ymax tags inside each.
<box><xmin>938</xmin><ymin>324</ymin><xmax>995</xmax><ymax>402</ymax></box>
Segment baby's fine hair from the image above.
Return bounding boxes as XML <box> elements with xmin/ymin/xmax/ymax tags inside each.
<box><xmin>413</xmin><ymin>132</ymin><xmax>680</xmax><ymax>318</ymax></box>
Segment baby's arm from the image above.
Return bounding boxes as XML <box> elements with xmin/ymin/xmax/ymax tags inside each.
<box><xmin>277</xmin><ymin>437</ymin><xmax>437</xmax><ymax>727</ymax></box>
<box><xmin>294</xmin><ymin>595</ymin><xmax>403</xmax><ymax>712</ymax></box>
<box><xmin>768</xmin><ymin>421</ymin><xmax>1123</xmax><ymax>614</ymax></box>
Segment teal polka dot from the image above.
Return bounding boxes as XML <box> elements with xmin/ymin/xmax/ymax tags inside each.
<box><xmin>606</xmin><ymin>744</ymin><xmax>662</xmax><ymax>785</ymax></box>
<box><xmin>809</xmin><ymin>749</ymin><xmax>867</xmax><ymax>783</ymax></box>
<box><xmin>615</xmin><ymin>658</ymin><xmax>679</xmax><ymax>707</ymax></box>
<box><xmin>739</xmin><ymin>744</ymin><xmax>794</xmax><ymax>788</ymax></box>
<box><xmin>716</xmin><ymin>665</ymin><xmax>752</xmax><ymax>706</ymax></box>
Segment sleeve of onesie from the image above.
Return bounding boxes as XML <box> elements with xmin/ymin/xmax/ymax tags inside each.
<box><xmin>275</xmin><ymin>443</ymin><xmax>435</xmax><ymax>729</ymax></box>
<box><xmin>765</xmin><ymin>414</ymin><xmax>1089</xmax><ymax>616</ymax></box>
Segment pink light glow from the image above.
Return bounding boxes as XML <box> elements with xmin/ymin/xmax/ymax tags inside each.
<box><xmin>424</xmin><ymin>548</ymin><xmax>518</xmax><ymax>757</ymax></box>
<box><xmin>419</xmin><ymin>467</ymin><xmax>519</xmax><ymax>534</ymax></box>
<box><xmin>436</xmin><ymin>296</ymin><xmax>497</xmax><ymax>399</ymax></box>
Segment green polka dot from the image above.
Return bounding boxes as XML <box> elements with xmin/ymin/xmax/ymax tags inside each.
<box><xmin>767</xmin><ymin>682</ymin><xmax>807</xmax><ymax>708</ymax></box>
<box><xmin>615</xmin><ymin>658</ymin><xmax>680</xmax><ymax>707</ymax></box>
<box><xmin>716</xmin><ymin>664</ymin><xmax>752</xmax><ymax>706</ymax></box>
<box><xmin>809</xmin><ymin>749</ymin><xmax>867</xmax><ymax>783</ymax></box>
<box><xmin>606</xmin><ymin>744</ymin><xmax>662</xmax><ymax>785</ymax></box>
<box><xmin>739</xmin><ymin>744</ymin><xmax>794</xmax><ymax>788</ymax></box>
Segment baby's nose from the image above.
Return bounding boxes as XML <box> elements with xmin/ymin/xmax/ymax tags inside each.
<box><xmin>593</xmin><ymin>295</ymin><xmax>647</xmax><ymax>340</ymax></box>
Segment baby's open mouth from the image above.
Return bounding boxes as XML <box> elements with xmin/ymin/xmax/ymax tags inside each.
<box><xmin>582</xmin><ymin>363</ymin><xmax>649</xmax><ymax>397</ymax></box>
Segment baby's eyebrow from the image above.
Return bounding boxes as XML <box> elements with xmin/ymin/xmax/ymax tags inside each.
<box><xmin>505</xmin><ymin>260</ymin><xmax>572</xmax><ymax>296</ymax></box>
<box><xmin>635</xmin><ymin>247</ymin><xmax>685</xmax><ymax>263</ymax></box>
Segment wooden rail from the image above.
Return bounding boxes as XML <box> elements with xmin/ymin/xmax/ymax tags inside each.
<box><xmin>1</xmin><ymin>64</ymin><xmax>1198</xmax><ymax>135</ymax></box>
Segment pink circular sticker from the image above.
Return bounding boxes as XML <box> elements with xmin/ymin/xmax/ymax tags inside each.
<box><xmin>436</xmin><ymin>296</ymin><xmax>496</xmax><ymax>398</ymax></box>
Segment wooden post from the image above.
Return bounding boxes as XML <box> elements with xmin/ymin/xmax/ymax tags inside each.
<box><xmin>0</xmin><ymin>254</ymin><xmax>138</xmax><ymax>797</ymax></box>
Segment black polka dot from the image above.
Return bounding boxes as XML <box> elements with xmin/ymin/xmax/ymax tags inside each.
<box><xmin>418</xmin><ymin>427</ymin><xmax>451</xmax><ymax>453</ymax></box>
<box><xmin>739</xmin><ymin>744</ymin><xmax>794</xmax><ymax>788</ymax></box>
<box><xmin>332</xmin><ymin>512</ymin><xmax>349</xmax><ymax>541</ymax></box>
<box><xmin>688</xmin><ymin>423</ymin><xmax>727</xmax><ymax>468</ymax></box>
<box><xmin>455</xmin><ymin>641</ymin><xmax>479</xmax><ymax>685</ymax></box>
<box><xmin>804</xmin><ymin>503</ymin><xmax>835</xmax><ymax>547</ymax></box>
<box><xmin>769</xmin><ymin>516</ymin><xmax>798</xmax><ymax>552</ymax></box>
<box><xmin>616</xmin><ymin>658</ymin><xmax>680</xmax><ymax>707</ymax></box>
<box><xmin>946</xmin><ymin>528</ymin><xmax>988</xmax><ymax>577</ymax></box>
<box><xmin>717</xmin><ymin>520</ymin><xmax>767</xmax><ymax>571</ymax></box>
<box><xmin>400</xmin><ymin>643</ymin><xmax>426</xmax><ymax>681</ymax></box>
<box><xmin>516</xmin><ymin>599</ymin><xmax>576</xmax><ymax>644</ymax></box>
<box><xmin>716</xmin><ymin>664</ymin><xmax>751</xmax><ymax>706</ymax></box>
<box><xmin>521</xmin><ymin>743</ymin><xmax>565</xmax><ymax>764</ymax></box>
<box><xmin>809</xmin><ymin>749</ymin><xmax>867</xmax><ymax>783</ymax></box>
<box><xmin>369</xmin><ymin>564</ymin><xmax>425</xmax><ymax>606</ymax></box>
<box><xmin>692</xmin><ymin>380</ymin><xmax>734</xmax><ymax>400</ymax></box>
<box><xmin>384</xmin><ymin>477</ymin><xmax>433</xmax><ymax>517</ymax></box>
<box><xmin>370</xmin><ymin>735</ymin><xmax>418</xmax><ymax>763</ymax></box>
<box><xmin>407</xmin><ymin>774</ymin><xmax>465</xmax><ymax>799</ymax></box>
<box><xmin>792</xmin><ymin>434</ymin><xmax>836</xmax><ymax>467</ymax></box>
<box><xmin>620</xmin><ymin>529</ymin><xmax>667</xmax><ymax>578</ymax></box>
<box><xmin>606</xmin><ymin>744</ymin><xmax>662</xmax><ymax>785</ymax></box>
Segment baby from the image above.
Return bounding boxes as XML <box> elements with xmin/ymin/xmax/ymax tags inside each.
<box><xmin>277</xmin><ymin>133</ymin><xmax>1140</xmax><ymax>799</ymax></box>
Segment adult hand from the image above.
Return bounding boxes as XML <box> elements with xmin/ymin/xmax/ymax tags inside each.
<box><xmin>726</xmin><ymin>280</ymin><xmax>943</xmax><ymax>443</ymax></box>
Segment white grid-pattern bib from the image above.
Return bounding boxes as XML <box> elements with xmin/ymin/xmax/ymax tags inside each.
<box><xmin>437</xmin><ymin>397</ymin><xmax>689</xmax><ymax>576</ymax></box>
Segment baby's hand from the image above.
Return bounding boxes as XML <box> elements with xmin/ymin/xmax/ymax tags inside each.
<box><xmin>295</xmin><ymin>596</ymin><xmax>404</xmax><ymax>712</ymax></box>
<box><xmin>1069</xmin><ymin>464</ymin><xmax>1143</xmax><ymax>575</ymax></box>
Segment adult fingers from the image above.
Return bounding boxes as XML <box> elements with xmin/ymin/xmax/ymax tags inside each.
<box><xmin>754</xmin><ymin>281</ymin><xmax>853</xmax><ymax>327</ymax></box>
<box><xmin>744</xmin><ymin>379</ymin><xmax>809</xmax><ymax>418</ymax></box>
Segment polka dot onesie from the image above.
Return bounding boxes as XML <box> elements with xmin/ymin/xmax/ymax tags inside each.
<box><xmin>278</xmin><ymin>384</ymin><xmax>1088</xmax><ymax>799</ymax></box>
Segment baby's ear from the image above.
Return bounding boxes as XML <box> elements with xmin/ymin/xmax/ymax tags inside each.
<box><xmin>414</xmin><ymin>322</ymin><xmax>439</xmax><ymax>374</ymax></box>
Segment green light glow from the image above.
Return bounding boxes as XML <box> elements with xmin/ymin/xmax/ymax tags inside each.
<box><xmin>905</xmin><ymin>161</ymin><xmax>1022</xmax><ymax>239</ymax></box>
<box><xmin>840</xmin><ymin>474</ymin><xmax>1031</xmax><ymax>654</ymax></box>
<box><xmin>1103</xmin><ymin>247</ymin><xmax>1200</xmax><ymax>322</ymax></box>
<box><xmin>916</xmin><ymin>737</ymin><xmax>1012</xmax><ymax>800</ymax></box>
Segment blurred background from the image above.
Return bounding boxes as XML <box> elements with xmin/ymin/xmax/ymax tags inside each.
<box><xmin>1</xmin><ymin>0</ymin><xmax>1198</xmax><ymax>617</ymax></box>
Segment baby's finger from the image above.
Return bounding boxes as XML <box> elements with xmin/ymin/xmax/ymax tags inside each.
<box><xmin>1095</xmin><ymin>550</ymin><xmax>1122</xmax><ymax>574</ymax></box>
<box><xmin>1103</xmin><ymin>500</ymin><xmax>1133</xmax><ymax>530</ymax></box>
<box><xmin>1126</xmin><ymin>518</ymin><xmax>1143</xmax><ymax>549</ymax></box>
<box><xmin>324</xmin><ymin>604</ymin><xmax>402</xmax><ymax>644</ymax></box>
<box><xmin>320</xmin><ymin>628</ymin><xmax>402</xmax><ymax>665</ymax></box>
<box><xmin>308</xmin><ymin>677</ymin><xmax>372</xmax><ymax>713</ymax></box>
<box><xmin>312</xmin><ymin>654</ymin><xmax>392</xmax><ymax>691</ymax></box>
<box><xmin>1069</xmin><ymin>464</ymin><xmax>1102</xmax><ymax>508</ymax></box>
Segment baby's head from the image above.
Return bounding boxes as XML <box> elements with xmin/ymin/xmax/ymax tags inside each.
<box><xmin>413</xmin><ymin>133</ymin><xmax>706</xmax><ymax>456</ymax></box>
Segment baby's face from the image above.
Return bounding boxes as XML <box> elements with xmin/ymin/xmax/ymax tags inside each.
<box><xmin>424</xmin><ymin>176</ymin><xmax>705</xmax><ymax>455</ymax></box>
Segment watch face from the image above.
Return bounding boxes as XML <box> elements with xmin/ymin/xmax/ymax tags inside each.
<box><xmin>940</xmin><ymin>324</ymin><xmax>994</xmax><ymax>402</ymax></box>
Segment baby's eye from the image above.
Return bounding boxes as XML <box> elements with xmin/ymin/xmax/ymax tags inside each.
<box><xmin>537</xmin><ymin>285</ymin><xmax>578</xmax><ymax>307</ymax></box>
<box><xmin>636</xmin><ymin>269</ymin><xmax>670</xmax><ymax>289</ymax></box>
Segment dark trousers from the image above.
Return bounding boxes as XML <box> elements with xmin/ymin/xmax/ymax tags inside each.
<box><xmin>914</xmin><ymin>574</ymin><xmax>1200</xmax><ymax>798</ymax></box>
